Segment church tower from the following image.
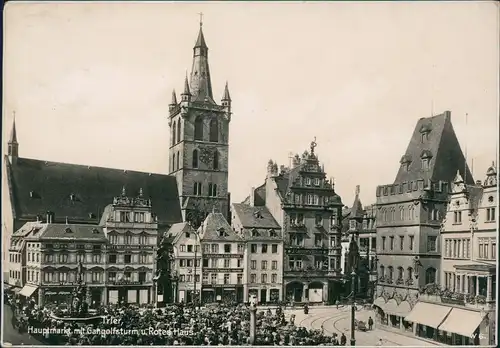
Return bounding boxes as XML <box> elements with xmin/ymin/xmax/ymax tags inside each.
<box><xmin>8</xmin><ymin>115</ymin><xmax>19</xmax><ymax>164</ymax></box>
<box><xmin>168</xmin><ymin>20</ymin><xmax>232</xmax><ymax>227</ymax></box>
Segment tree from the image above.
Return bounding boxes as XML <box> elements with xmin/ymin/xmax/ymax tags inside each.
<box><xmin>155</xmin><ymin>233</ymin><xmax>176</xmax><ymax>304</ymax></box>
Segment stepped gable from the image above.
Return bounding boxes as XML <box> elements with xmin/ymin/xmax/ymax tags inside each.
<box><xmin>4</xmin><ymin>156</ymin><xmax>182</xmax><ymax>226</ymax></box>
<box><xmin>394</xmin><ymin>111</ymin><xmax>474</xmax><ymax>185</ymax></box>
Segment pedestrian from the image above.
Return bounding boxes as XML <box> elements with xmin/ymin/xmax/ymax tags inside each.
<box><xmin>336</xmin><ymin>299</ymin><xmax>340</xmax><ymax>309</ymax></box>
<box><xmin>368</xmin><ymin>316</ymin><xmax>374</xmax><ymax>330</ymax></box>
<box><xmin>376</xmin><ymin>338</ymin><xmax>383</xmax><ymax>346</ymax></box>
<box><xmin>340</xmin><ymin>333</ymin><xmax>347</xmax><ymax>346</ymax></box>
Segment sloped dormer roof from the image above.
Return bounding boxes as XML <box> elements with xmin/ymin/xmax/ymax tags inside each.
<box><xmin>394</xmin><ymin>111</ymin><xmax>474</xmax><ymax>185</ymax></box>
<box><xmin>199</xmin><ymin>212</ymin><xmax>242</xmax><ymax>242</ymax></box>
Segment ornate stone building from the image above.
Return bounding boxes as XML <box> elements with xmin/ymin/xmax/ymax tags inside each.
<box><xmin>231</xmin><ymin>203</ymin><xmax>284</xmax><ymax>303</ymax></box>
<box><xmin>100</xmin><ymin>187</ymin><xmax>158</xmax><ymax>305</ymax></box>
<box><xmin>373</xmin><ymin>111</ymin><xmax>474</xmax><ymax>332</ymax></box>
<box><xmin>242</xmin><ymin>140</ymin><xmax>344</xmax><ymax>304</ymax></box>
<box><xmin>168</xmin><ymin>22</ymin><xmax>232</xmax><ymax>225</ymax></box>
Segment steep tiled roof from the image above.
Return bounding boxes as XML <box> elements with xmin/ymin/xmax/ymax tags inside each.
<box><xmin>241</xmin><ymin>183</ymin><xmax>266</xmax><ymax>206</ymax></box>
<box><xmin>232</xmin><ymin>203</ymin><xmax>280</xmax><ymax>229</ymax></box>
<box><xmin>199</xmin><ymin>212</ymin><xmax>242</xmax><ymax>242</ymax></box>
<box><xmin>5</xmin><ymin>156</ymin><xmax>182</xmax><ymax>225</ymax></box>
<box><xmin>350</xmin><ymin>186</ymin><xmax>364</xmax><ymax>219</ymax></box>
<box><xmin>22</xmin><ymin>223</ymin><xmax>107</xmax><ymax>242</ymax></box>
<box><xmin>169</xmin><ymin>222</ymin><xmax>196</xmax><ymax>244</ymax></box>
<box><xmin>394</xmin><ymin>111</ymin><xmax>474</xmax><ymax>185</ymax></box>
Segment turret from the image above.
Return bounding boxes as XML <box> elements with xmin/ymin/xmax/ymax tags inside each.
<box><xmin>169</xmin><ymin>89</ymin><xmax>178</xmax><ymax>112</ymax></box>
<box><xmin>222</xmin><ymin>81</ymin><xmax>231</xmax><ymax>108</ymax></box>
<box><xmin>181</xmin><ymin>74</ymin><xmax>191</xmax><ymax>103</ymax></box>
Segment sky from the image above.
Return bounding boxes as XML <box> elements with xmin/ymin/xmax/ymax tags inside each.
<box><xmin>3</xmin><ymin>1</ymin><xmax>499</xmax><ymax>208</ymax></box>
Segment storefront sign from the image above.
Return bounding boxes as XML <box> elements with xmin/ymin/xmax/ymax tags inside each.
<box><xmin>45</xmin><ymin>291</ymin><xmax>72</xmax><ymax>296</ymax></box>
<box><xmin>57</xmin><ymin>282</ymin><xmax>77</xmax><ymax>286</ymax></box>
<box><xmin>441</xmin><ymin>297</ymin><xmax>465</xmax><ymax>306</ymax></box>
<box><xmin>107</xmin><ymin>245</ymin><xmax>154</xmax><ymax>250</ymax></box>
<box><xmin>202</xmin><ymin>254</ymin><xmax>244</xmax><ymax>259</ymax></box>
<box><xmin>113</xmin><ymin>280</ymin><xmax>142</xmax><ymax>285</ymax></box>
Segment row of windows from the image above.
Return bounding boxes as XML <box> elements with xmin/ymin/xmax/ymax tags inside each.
<box><xmin>249</xmin><ymin>244</ymin><xmax>279</xmax><ymax>253</ymax></box>
<box><xmin>201</xmin><ymin>273</ymin><xmax>243</xmax><ymax>285</ymax></box>
<box><xmin>9</xmin><ymin>253</ymin><xmax>21</xmax><ymax>263</ymax></box>
<box><xmin>301</xmin><ymin>177</ymin><xmax>321</xmax><ymax>186</ymax></box>
<box><xmin>179</xmin><ymin>274</ymin><xmax>201</xmax><ymax>283</ymax></box>
<box><xmin>287</xmin><ymin>193</ymin><xmax>330</xmax><ymax>206</ymax></box>
<box><xmin>200</xmin><ymin>244</ymin><xmax>245</xmax><ymax>254</ymax></box>
<box><xmin>380</xmin><ymin>266</ymin><xmax>436</xmax><ymax>284</ymax></box>
<box><xmin>202</xmin><ymin>258</ymin><xmax>243</xmax><ymax>268</ymax></box>
<box><xmin>288</xmin><ymin>257</ymin><xmax>329</xmax><ymax>271</ymax></box>
<box><xmin>444</xmin><ymin>238</ymin><xmax>471</xmax><ymax>259</ymax></box>
<box><xmin>9</xmin><ymin>270</ymin><xmax>21</xmax><ymax>279</ymax></box>
<box><xmin>41</xmin><ymin>271</ymin><xmax>149</xmax><ymax>283</ymax></box>
<box><xmin>39</xmin><ymin>253</ymin><xmax>152</xmax><ymax>264</ymax></box>
<box><xmin>379</xmin><ymin>205</ymin><xmax>417</xmax><ymax>222</ymax></box>
<box><xmin>108</xmin><ymin>234</ymin><xmax>151</xmax><ymax>245</ymax></box>
<box><xmin>249</xmin><ymin>273</ymin><xmax>279</xmax><ymax>284</ymax></box>
<box><xmin>289</xmin><ymin>213</ymin><xmax>325</xmax><ymax>226</ymax></box>
<box><xmin>453</xmin><ymin>207</ymin><xmax>496</xmax><ymax>224</ymax></box>
<box><xmin>381</xmin><ymin>235</ymin><xmax>418</xmax><ymax>251</ymax></box>
<box><xmin>478</xmin><ymin>238</ymin><xmax>496</xmax><ymax>260</ymax></box>
<box><xmin>401</xmin><ymin>158</ymin><xmax>431</xmax><ymax>172</ymax></box>
<box><xmin>250</xmin><ymin>260</ymin><xmax>279</xmax><ymax>270</ymax></box>
<box><xmin>192</xmin><ymin>182</ymin><xmax>218</xmax><ymax>197</ymax></box>
<box><xmin>118</xmin><ymin>212</ymin><xmax>148</xmax><ymax>223</ymax></box>
<box><xmin>171</xmin><ymin>117</ymin><xmax>220</xmax><ymax>145</ymax></box>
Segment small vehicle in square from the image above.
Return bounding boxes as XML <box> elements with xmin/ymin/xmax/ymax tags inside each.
<box><xmin>355</xmin><ymin>320</ymin><xmax>367</xmax><ymax>332</ymax></box>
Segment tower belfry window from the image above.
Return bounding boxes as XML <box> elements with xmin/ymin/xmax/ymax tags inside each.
<box><xmin>192</xmin><ymin>149</ymin><xmax>199</xmax><ymax>168</ymax></box>
<box><xmin>213</xmin><ymin>151</ymin><xmax>219</xmax><ymax>170</ymax></box>
<box><xmin>172</xmin><ymin>121</ymin><xmax>177</xmax><ymax>145</ymax></box>
<box><xmin>209</xmin><ymin>118</ymin><xmax>219</xmax><ymax>142</ymax></box>
<box><xmin>177</xmin><ymin>121</ymin><xmax>182</xmax><ymax>143</ymax></box>
<box><xmin>194</xmin><ymin>117</ymin><xmax>204</xmax><ymax>141</ymax></box>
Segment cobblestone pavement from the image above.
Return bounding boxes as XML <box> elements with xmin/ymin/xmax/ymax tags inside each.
<box><xmin>284</xmin><ymin>306</ymin><xmax>438</xmax><ymax>346</ymax></box>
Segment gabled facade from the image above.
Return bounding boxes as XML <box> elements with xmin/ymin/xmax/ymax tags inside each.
<box><xmin>242</xmin><ymin>140</ymin><xmax>344</xmax><ymax>304</ymax></box>
<box><xmin>373</xmin><ymin>111</ymin><xmax>474</xmax><ymax>333</ymax></box>
<box><xmin>168</xmin><ymin>23</ymin><xmax>232</xmax><ymax>225</ymax></box>
<box><xmin>168</xmin><ymin>222</ymin><xmax>201</xmax><ymax>303</ymax></box>
<box><xmin>100</xmin><ymin>187</ymin><xmax>158</xmax><ymax>305</ymax></box>
<box><xmin>198</xmin><ymin>212</ymin><xmax>245</xmax><ymax>302</ymax></box>
<box><xmin>231</xmin><ymin>203</ymin><xmax>284</xmax><ymax>303</ymax></box>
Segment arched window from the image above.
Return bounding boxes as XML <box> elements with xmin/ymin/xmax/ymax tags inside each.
<box><xmin>172</xmin><ymin>153</ymin><xmax>176</xmax><ymax>171</ymax></box>
<box><xmin>379</xmin><ymin>265</ymin><xmax>385</xmax><ymax>278</ymax></box>
<box><xmin>388</xmin><ymin>266</ymin><xmax>394</xmax><ymax>281</ymax></box>
<box><xmin>425</xmin><ymin>267</ymin><xmax>436</xmax><ymax>285</ymax></box>
<box><xmin>407</xmin><ymin>267</ymin><xmax>414</xmax><ymax>280</ymax></box>
<box><xmin>176</xmin><ymin>151</ymin><xmax>180</xmax><ymax>170</ymax></box>
<box><xmin>391</xmin><ymin>208</ymin><xmax>396</xmax><ymax>221</ymax></box>
<box><xmin>398</xmin><ymin>266</ymin><xmax>404</xmax><ymax>279</ymax></box>
<box><xmin>172</xmin><ymin>120</ymin><xmax>177</xmax><ymax>145</ymax></box>
<box><xmin>209</xmin><ymin>118</ymin><xmax>219</xmax><ymax>142</ymax></box>
<box><xmin>177</xmin><ymin>121</ymin><xmax>182</xmax><ymax>143</ymax></box>
<box><xmin>400</xmin><ymin>207</ymin><xmax>405</xmax><ymax>220</ymax></box>
<box><xmin>213</xmin><ymin>151</ymin><xmax>219</xmax><ymax>170</ymax></box>
<box><xmin>192</xmin><ymin>149</ymin><xmax>199</xmax><ymax>168</ymax></box>
<box><xmin>194</xmin><ymin>117</ymin><xmax>204</xmax><ymax>140</ymax></box>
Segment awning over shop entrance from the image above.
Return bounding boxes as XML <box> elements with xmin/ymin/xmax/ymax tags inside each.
<box><xmin>373</xmin><ymin>297</ymin><xmax>386</xmax><ymax>308</ymax></box>
<box><xmin>19</xmin><ymin>284</ymin><xmax>38</xmax><ymax>298</ymax></box>
<box><xmin>438</xmin><ymin>308</ymin><xmax>485</xmax><ymax>337</ymax></box>
<box><xmin>384</xmin><ymin>299</ymin><xmax>412</xmax><ymax>317</ymax></box>
<box><xmin>405</xmin><ymin>301</ymin><xmax>452</xmax><ymax>328</ymax></box>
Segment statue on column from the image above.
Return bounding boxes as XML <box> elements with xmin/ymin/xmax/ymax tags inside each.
<box><xmin>70</xmin><ymin>261</ymin><xmax>89</xmax><ymax>317</ymax></box>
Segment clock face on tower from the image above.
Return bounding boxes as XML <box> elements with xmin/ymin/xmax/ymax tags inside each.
<box><xmin>199</xmin><ymin>147</ymin><xmax>214</xmax><ymax>166</ymax></box>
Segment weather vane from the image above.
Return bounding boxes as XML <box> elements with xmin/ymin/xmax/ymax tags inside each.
<box><xmin>198</xmin><ymin>12</ymin><xmax>203</xmax><ymax>27</ymax></box>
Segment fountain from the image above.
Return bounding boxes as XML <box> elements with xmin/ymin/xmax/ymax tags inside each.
<box><xmin>49</xmin><ymin>261</ymin><xmax>103</xmax><ymax>323</ymax></box>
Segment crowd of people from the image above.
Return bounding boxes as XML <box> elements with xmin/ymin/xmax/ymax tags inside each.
<box><xmin>6</xmin><ymin>291</ymin><xmax>350</xmax><ymax>346</ymax></box>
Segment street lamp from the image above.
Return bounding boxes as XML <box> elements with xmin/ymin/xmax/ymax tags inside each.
<box><xmin>347</xmin><ymin>232</ymin><xmax>360</xmax><ymax>347</ymax></box>
<box><xmin>191</xmin><ymin>229</ymin><xmax>201</xmax><ymax>311</ymax></box>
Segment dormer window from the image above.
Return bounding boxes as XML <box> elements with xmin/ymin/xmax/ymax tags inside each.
<box><xmin>313</xmin><ymin>178</ymin><xmax>320</xmax><ymax>186</ymax></box>
<box><xmin>420</xmin><ymin>124</ymin><xmax>431</xmax><ymax>143</ymax></box>
<box><xmin>218</xmin><ymin>227</ymin><xmax>226</xmax><ymax>237</ymax></box>
<box><xmin>65</xmin><ymin>227</ymin><xmax>73</xmax><ymax>233</ymax></box>
<box><xmin>92</xmin><ymin>228</ymin><xmax>100</xmax><ymax>234</ymax></box>
<box><xmin>70</xmin><ymin>193</ymin><xmax>76</xmax><ymax>201</ymax></box>
<box><xmin>421</xmin><ymin>158</ymin><xmax>430</xmax><ymax>170</ymax></box>
<box><xmin>186</xmin><ymin>232</ymin><xmax>191</xmax><ymax>238</ymax></box>
<box><xmin>305</xmin><ymin>177</ymin><xmax>311</xmax><ymax>186</ymax></box>
<box><xmin>400</xmin><ymin>155</ymin><xmax>412</xmax><ymax>172</ymax></box>
<box><xmin>269</xmin><ymin>229</ymin><xmax>277</xmax><ymax>237</ymax></box>
<box><xmin>251</xmin><ymin>229</ymin><xmax>259</xmax><ymax>237</ymax></box>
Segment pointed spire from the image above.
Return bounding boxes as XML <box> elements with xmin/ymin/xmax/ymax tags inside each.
<box><xmin>9</xmin><ymin>113</ymin><xmax>18</xmax><ymax>144</ymax></box>
<box><xmin>182</xmin><ymin>73</ymin><xmax>191</xmax><ymax>96</ymax></box>
<box><xmin>350</xmin><ymin>185</ymin><xmax>364</xmax><ymax>219</ymax></box>
<box><xmin>170</xmin><ymin>89</ymin><xmax>177</xmax><ymax>105</ymax></box>
<box><xmin>190</xmin><ymin>20</ymin><xmax>213</xmax><ymax>103</ymax></box>
<box><xmin>355</xmin><ymin>185</ymin><xmax>360</xmax><ymax>197</ymax></box>
<box><xmin>222</xmin><ymin>81</ymin><xmax>231</xmax><ymax>101</ymax></box>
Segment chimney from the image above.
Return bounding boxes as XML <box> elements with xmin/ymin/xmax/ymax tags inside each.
<box><xmin>250</xmin><ymin>187</ymin><xmax>255</xmax><ymax>207</ymax></box>
<box><xmin>46</xmin><ymin>211</ymin><xmax>51</xmax><ymax>223</ymax></box>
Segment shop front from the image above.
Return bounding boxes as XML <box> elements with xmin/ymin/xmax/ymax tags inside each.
<box><xmin>405</xmin><ymin>301</ymin><xmax>452</xmax><ymax>341</ymax></box>
<box><xmin>107</xmin><ymin>283</ymin><xmax>152</xmax><ymax>305</ymax></box>
<box><xmin>43</xmin><ymin>287</ymin><xmax>73</xmax><ymax>306</ymax></box>
<box><xmin>202</xmin><ymin>285</ymin><xmax>244</xmax><ymax>303</ymax></box>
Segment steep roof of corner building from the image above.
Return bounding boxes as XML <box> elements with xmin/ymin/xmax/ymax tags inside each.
<box><xmin>4</xmin><ymin>156</ymin><xmax>182</xmax><ymax>225</ymax></box>
<box><xmin>168</xmin><ymin>222</ymin><xmax>196</xmax><ymax>244</ymax></box>
<box><xmin>25</xmin><ymin>223</ymin><xmax>107</xmax><ymax>242</ymax></box>
<box><xmin>198</xmin><ymin>212</ymin><xmax>242</xmax><ymax>242</ymax></box>
<box><xmin>394</xmin><ymin>111</ymin><xmax>474</xmax><ymax>185</ymax></box>
<box><xmin>232</xmin><ymin>203</ymin><xmax>281</xmax><ymax>229</ymax></box>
